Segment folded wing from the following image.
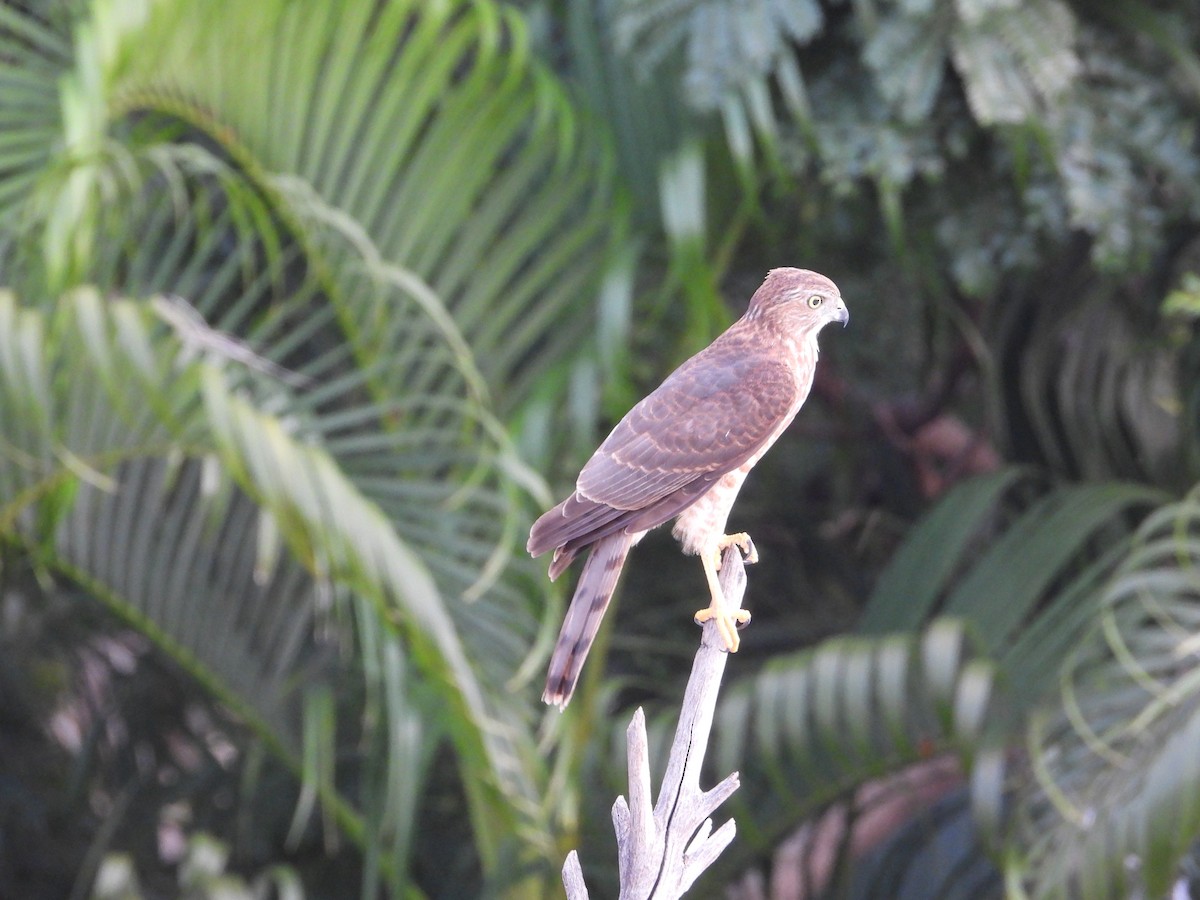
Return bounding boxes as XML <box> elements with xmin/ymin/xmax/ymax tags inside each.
<box><xmin>527</xmin><ymin>348</ymin><xmax>798</xmax><ymax>572</ymax></box>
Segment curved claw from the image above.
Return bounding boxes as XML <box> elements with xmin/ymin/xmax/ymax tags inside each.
<box><xmin>716</xmin><ymin>532</ymin><xmax>758</xmax><ymax>566</ymax></box>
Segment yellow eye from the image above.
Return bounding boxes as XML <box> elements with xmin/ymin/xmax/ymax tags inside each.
<box><xmin>807</xmin><ymin>294</ymin><xmax>824</xmax><ymax>308</ymax></box>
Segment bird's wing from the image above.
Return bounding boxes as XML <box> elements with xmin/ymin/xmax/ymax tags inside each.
<box><xmin>578</xmin><ymin>354</ymin><xmax>796</xmax><ymax>506</ymax></box>
<box><xmin>528</xmin><ymin>350</ymin><xmax>798</xmax><ymax>557</ymax></box>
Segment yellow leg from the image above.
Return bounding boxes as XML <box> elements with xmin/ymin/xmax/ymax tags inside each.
<box><xmin>693</xmin><ymin>533</ymin><xmax>755</xmax><ymax>651</ymax></box>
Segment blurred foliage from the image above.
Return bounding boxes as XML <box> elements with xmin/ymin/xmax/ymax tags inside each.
<box><xmin>1010</xmin><ymin>496</ymin><xmax>1200</xmax><ymax>898</ymax></box>
<box><xmin>92</xmin><ymin>833</ymin><xmax>304</xmax><ymax>900</ymax></box>
<box><xmin>0</xmin><ymin>0</ymin><xmax>616</xmax><ymax>894</ymax></box>
<box><xmin>1</xmin><ymin>0</ymin><xmax>1200</xmax><ymax>898</ymax></box>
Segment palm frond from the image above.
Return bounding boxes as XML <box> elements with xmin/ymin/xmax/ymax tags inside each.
<box><xmin>1012</xmin><ymin>493</ymin><xmax>1200</xmax><ymax>897</ymax></box>
<box><xmin>0</xmin><ymin>5</ymin><xmax>69</xmax><ymax>228</ymax></box>
<box><xmin>996</xmin><ymin>290</ymin><xmax>1188</xmax><ymax>507</ymax></box>
<box><xmin>1</xmin><ymin>0</ymin><xmax>626</xmax><ymax>884</ymax></box>
<box><xmin>688</xmin><ymin>475</ymin><xmax>1181</xmax><ymax>893</ymax></box>
<box><xmin>858</xmin><ymin>468</ymin><xmax>1027</xmax><ymax>635</ymax></box>
<box><xmin>22</xmin><ymin>0</ymin><xmax>617</xmax><ymax>710</ymax></box>
<box><xmin>861</xmin><ymin>470</ymin><xmax>1164</xmax><ymax>676</ymax></box>
<box><xmin>0</xmin><ymin>282</ymin><xmax>557</xmax><ymax>889</ymax></box>
<box><xmin>566</xmin><ymin>0</ymin><xmax>688</xmax><ymax>227</ymax></box>
<box><xmin>0</xmin><ymin>289</ymin><xmax>462</xmax><ymax>884</ymax></box>
<box><xmin>623</xmin><ymin>619</ymin><xmax>1007</xmax><ymax>889</ymax></box>
<box><xmin>88</xmin><ymin>0</ymin><xmax>617</xmax><ymax>411</ymax></box>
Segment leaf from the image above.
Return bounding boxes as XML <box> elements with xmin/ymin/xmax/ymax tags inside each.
<box><xmin>863</xmin><ymin>11</ymin><xmax>950</xmax><ymax>123</ymax></box>
<box><xmin>858</xmin><ymin>468</ymin><xmax>1026</xmax><ymax>634</ymax></box>
<box><xmin>1011</xmin><ymin>495</ymin><xmax>1200</xmax><ymax>896</ymax></box>
<box><xmin>10</xmin><ymin>0</ymin><xmax>621</xmax><ymax>413</ymax></box>
<box><xmin>860</xmin><ymin>470</ymin><xmax>1162</xmax><ymax>665</ymax></box>
<box><xmin>950</xmin><ymin>0</ymin><xmax>1080</xmax><ymax>126</ymax></box>
<box><xmin>941</xmin><ymin>481</ymin><xmax>1162</xmax><ymax>652</ymax></box>
<box><xmin>693</xmin><ymin>619</ymin><xmax>1005</xmax><ymax>883</ymax></box>
<box><xmin>0</xmin><ymin>276</ymin><xmax>537</xmax><ymax>892</ymax></box>
<box><xmin>0</xmin><ymin>290</ymin><xmax>462</xmax><ymax>884</ymax></box>
<box><xmin>0</xmin><ymin>0</ymin><xmax>630</xmax><ymax>885</ymax></box>
<box><xmin>0</xmin><ymin>5</ymin><xmax>68</xmax><ymax>226</ymax></box>
<box><xmin>614</xmin><ymin>0</ymin><xmax>824</xmax><ymax>155</ymax></box>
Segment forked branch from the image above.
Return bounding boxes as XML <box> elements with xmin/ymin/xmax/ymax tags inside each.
<box><xmin>563</xmin><ymin>544</ymin><xmax>750</xmax><ymax>899</ymax></box>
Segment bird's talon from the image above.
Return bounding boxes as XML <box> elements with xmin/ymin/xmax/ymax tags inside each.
<box><xmin>717</xmin><ymin>532</ymin><xmax>759</xmax><ymax>565</ymax></box>
<box><xmin>694</xmin><ymin>605</ymin><xmax>749</xmax><ymax>651</ymax></box>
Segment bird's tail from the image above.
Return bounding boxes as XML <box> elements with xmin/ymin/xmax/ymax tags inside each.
<box><xmin>543</xmin><ymin>533</ymin><xmax>633</xmax><ymax>709</ymax></box>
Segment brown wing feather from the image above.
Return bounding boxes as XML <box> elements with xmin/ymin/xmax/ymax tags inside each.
<box><xmin>528</xmin><ymin>338</ymin><xmax>798</xmax><ymax>559</ymax></box>
<box><xmin>577</xmin><ymin>352</ymin><xmax>794</xmax><ymax>506</ymax></box>
<box><xmin>542</xmin><ymin>476</ymin><xmax>715</xmax><ymax>580</ymax></box>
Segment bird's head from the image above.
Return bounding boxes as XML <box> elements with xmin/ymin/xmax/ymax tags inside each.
<box><xmin>745</xmin><ymin>268</ymin><xmax>848</xmax><ymax>337</ymax></box>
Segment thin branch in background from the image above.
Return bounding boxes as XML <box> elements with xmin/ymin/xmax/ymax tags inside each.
<box><xmin>564</xmin><ymin>543</ymin><xmax>750</xmax><ymax>899</ymax></box>
<box><xmin>152</xmin><ymin>295</ymin><xmax>312</xmax><ymax>387</ymax></box>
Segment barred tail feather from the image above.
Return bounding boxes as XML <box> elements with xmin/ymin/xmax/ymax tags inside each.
<box><xmin>543</xmin><ymin>533</ymin><xmax>633</xmax><ymax>709</ymax></box>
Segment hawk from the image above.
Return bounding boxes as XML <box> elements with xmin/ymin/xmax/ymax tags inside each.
<box><xmin>528</xmin><ymin>268</ymin><xmax>848</xmax><ymax>708</ymax></box>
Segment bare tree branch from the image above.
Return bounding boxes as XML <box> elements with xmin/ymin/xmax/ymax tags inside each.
<box><xmin>564</xmin><ymin>543</ymin><xmax>750</xmax><ymax>899</ymax></box>
<box><xmin>563</xmin><ymin>852</ymin><xmax>589</xmax><ymax>898</ymax></box>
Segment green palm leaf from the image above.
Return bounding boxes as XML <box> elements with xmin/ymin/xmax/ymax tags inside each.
<box><xmin>731</xmin><ymin>618</ymin><xmax>999</xmax><ymax>803</ymax></box>
<box><xmin>685</xmin><ymin>472</ymin><xmax>1166</xmax><ymax>892</ymax></box>
<box><xmin>0</xmin><ymin>5</ymin><xmax>68</xmax><ymax>226</ymax></box>
<box><xmin>85</xmin><ymin>0</ymin><xmax>617</xmax><ymax>408</ymax></box>
<box><xmin>1012</xmin><ymin>494</ymin><xmax>1200</xmax><ymax>897</ymax></box>
<box><xmin>0</xmin><ymin>290</ymin><xmax>465</xmax><ymax>886</ymax></box>
<box><xmin>668</xmin><ymin>618</ymin><xmax>1006</xmax><ymax>887</ymax></box>
<box><xmin>0</xmin><ymin>0</ymin><xmax>623</xmax><ymax>889</ymax></box>
<box><xmin>860</xmin><ymin>469</ymin><xmax>1164</xmax><ymax>682</ymax></box>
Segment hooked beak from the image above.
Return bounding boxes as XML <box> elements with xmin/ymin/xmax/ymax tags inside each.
<box><xmin>834</xmin><ymin>301</ymin><xmax>849</xmax><ymax>327</ymax></box>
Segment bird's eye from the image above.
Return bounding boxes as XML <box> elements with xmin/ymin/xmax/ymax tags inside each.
<box><xmin>807</xmin><ymin>294</ymin><xmax>824</xmax><ymax>309</ymax></box>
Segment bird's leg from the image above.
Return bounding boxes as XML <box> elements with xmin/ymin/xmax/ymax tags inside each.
<box><xmin>694</xmin><ymin>534</ymin><xmax>755</xmax><ymax>651</ymax></box>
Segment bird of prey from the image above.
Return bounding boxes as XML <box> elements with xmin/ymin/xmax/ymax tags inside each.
<box><xmin>528</xmin><ymin>268</ymin><xmax>848</xmax><ymax>709</ymax></box>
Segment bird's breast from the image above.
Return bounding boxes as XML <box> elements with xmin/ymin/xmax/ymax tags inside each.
<box><xmin>671</xmin><ymin>468</ymin><xmax>750</xmax><ymax>555</ymax></box>
<box><xmin>670</xmin><ymin>376</ymin><xmax>807</xmax><ymax>556</ymax></box>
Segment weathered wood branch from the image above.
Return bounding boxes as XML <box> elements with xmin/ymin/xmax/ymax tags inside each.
<box><xmin>564</xmin><ymin>543</ymin><xmax>750</xmax><ymax>899</ymax></box>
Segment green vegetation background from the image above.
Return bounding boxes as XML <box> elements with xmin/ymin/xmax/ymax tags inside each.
<box><xmin>1</xmin><ymin>0</ymin><xmax>1199</xmax><ymax>897</ymax></box>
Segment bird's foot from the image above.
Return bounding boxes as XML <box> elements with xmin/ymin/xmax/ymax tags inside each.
<box><xmin>716</xmin><ymin>531</ymin><xmax>759</xmax><ymax>565</ymax></box>
<box><xmin>697</xmin><ymin>537</ymin><xmax>754</xmax><ymax>651</ymax></box>
<box><xmin>694</xmin><ymin>600</ymin><xmax>752</xmax><ymax>652</ymax></box>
